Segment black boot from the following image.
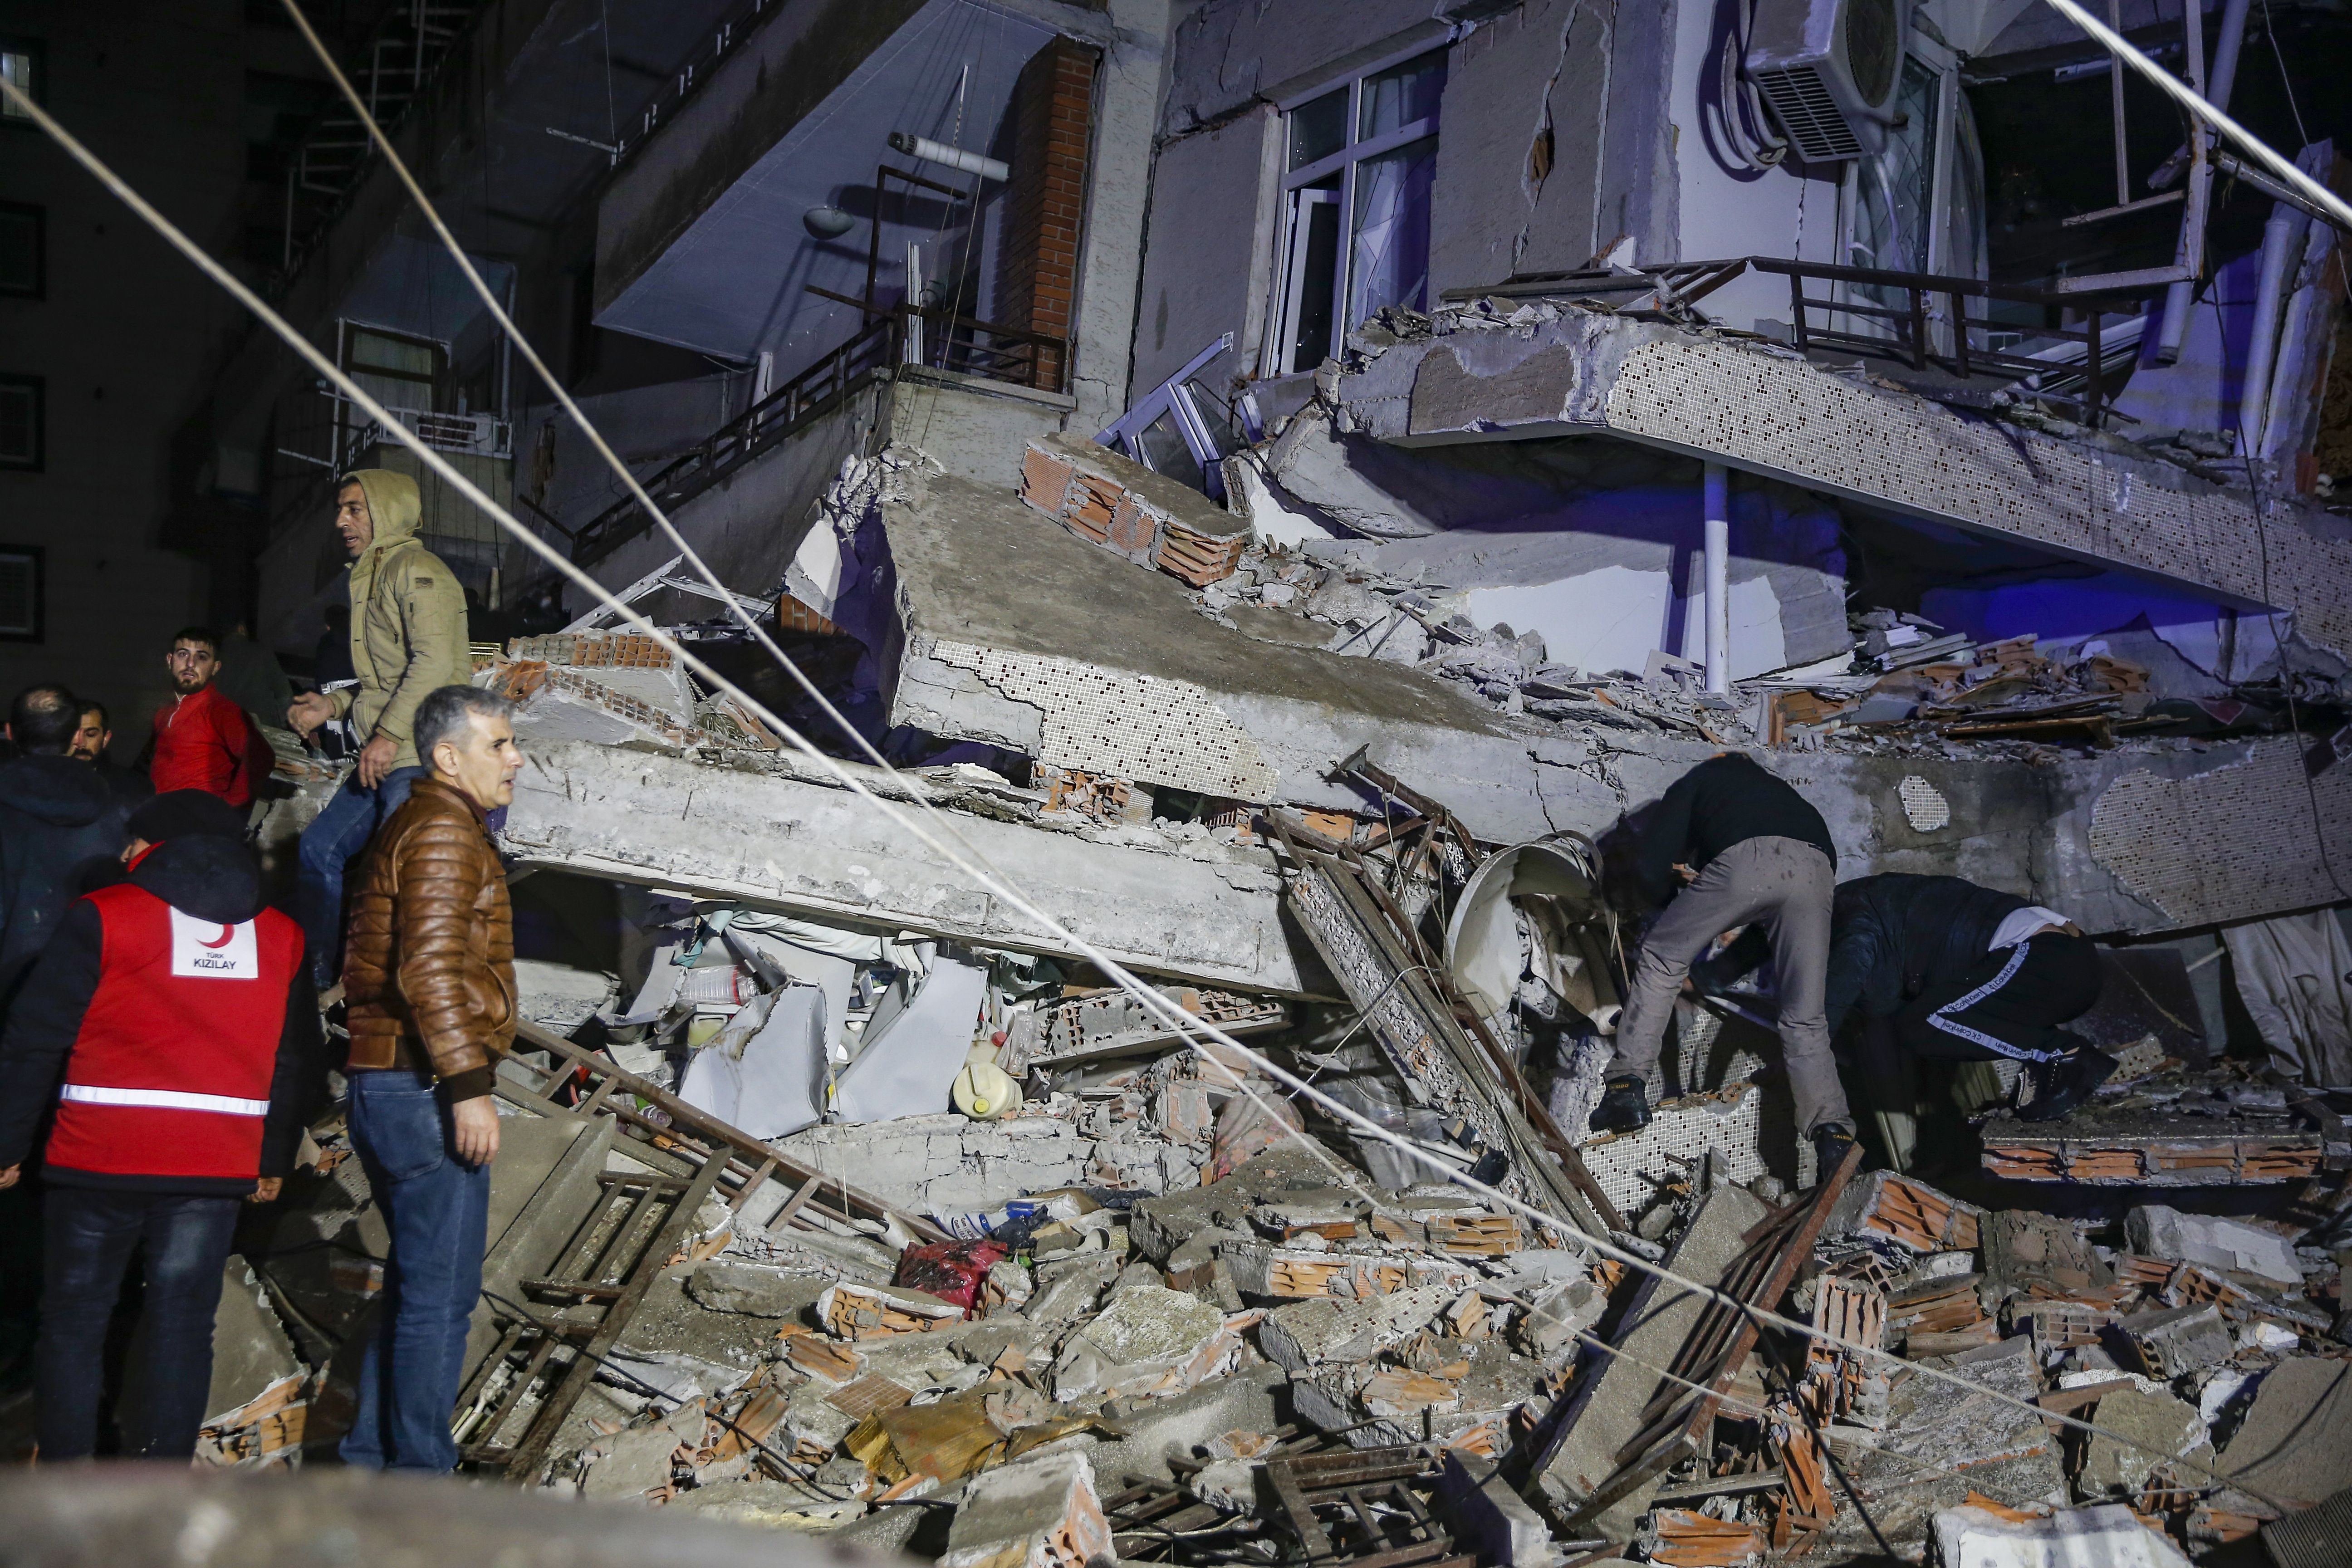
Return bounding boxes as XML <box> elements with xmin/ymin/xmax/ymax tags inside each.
<box><xmin>1589</xmin><ymin>1074</ymin><xmax>1651</xmax><ymax>1135</ymax></box>
<box><xmin>2016</xmin><ymin>1045</ymin><xmax>2119</xmax><ymax>1122</ymax></box>
<box><xmin>1812</xmin><ymin>1121</ymin><xmax>1858</xmax><ymax>1180</ymax></box>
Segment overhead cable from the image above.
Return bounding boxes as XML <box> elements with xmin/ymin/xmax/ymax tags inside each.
<box><xmin>2038</xmin><ymin>0</ymin><xmax>2352</xmax><ymax>231</ymax></box>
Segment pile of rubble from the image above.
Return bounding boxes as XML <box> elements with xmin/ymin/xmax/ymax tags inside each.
<box><xmin>1010</xmin><ymin>434</ymin><xmax>2348</xmax><ymax>768</ymax></box>
<box><xmin>152</xmin><ymin>745</ymin><xmax>2350</xmax><ymax>1568</ymax></box>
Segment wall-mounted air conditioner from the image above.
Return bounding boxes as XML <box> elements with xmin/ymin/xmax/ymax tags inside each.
<box><xmin>1745</xmin><ymin>0</ymin><xmax>1907</xmax><ymax>162</ymax></box>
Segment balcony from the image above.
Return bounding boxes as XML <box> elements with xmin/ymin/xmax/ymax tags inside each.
<box><xmin>564</xmin><ymin>303</ymin><xmax>1067</xmax><ymax>568</ymax></box>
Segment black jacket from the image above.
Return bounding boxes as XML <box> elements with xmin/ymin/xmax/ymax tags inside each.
<box><xmin>1823</xmin><ymin>873</ymin><xmax>2032</xmax><ymax>1037</ymax></box>
<box><xmin>0</xmin><ymin>833</ymin><xmax>322</xmax><ymax>1193</ymax></box>
<box><xmin>1634</xmin><ymin>754</ymin><xmax>1837</xmax><ymax>906</ymax></box>
<box><xmin>0</xmin><ymin>755</ymin><xmax>133</xmax><ymax>999</ymax></box>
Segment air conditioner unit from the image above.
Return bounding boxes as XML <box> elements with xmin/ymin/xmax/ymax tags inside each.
<box><xmin>1745</xmin><ymin>0</ymin><xmax>1906</xmax><ymax>162</ymax></box>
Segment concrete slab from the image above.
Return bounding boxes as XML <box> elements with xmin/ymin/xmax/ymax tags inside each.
<box><xmin>1334</xmin><ymin>304</ymin><xmax>2352</xmax><ymax>660</ymax></box>
<box><xmin>1529</xmin><ymin>1182</ymin><xmax>1770</xmax><ymax>1533</ymax></box>
<box><xmin>846</xmin><ymin>455</ymin><xmax>1622</xmax><ymax>841</ymax></box>
<box><xmin>501</xmin><ymin>740</ymin><xmax>1314</xmax><ymax>995</ymax></box>
<box><xmin>2220</xmin><ymin>1357</ymin><xmax>2352</xmax><ymax>1507</ymax></box>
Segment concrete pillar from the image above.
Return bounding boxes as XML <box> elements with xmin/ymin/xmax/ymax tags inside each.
<box><xmin>1067</xmin><ymin>0</ymin><xmax>1171</xmax><ymax>430</ymax></box>
<box><xmin>1703</xmin><ymin>461</ymin><xmax>1730</xmax><ymax>695</ymax></box>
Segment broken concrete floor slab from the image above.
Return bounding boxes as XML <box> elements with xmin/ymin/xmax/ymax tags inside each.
<box><xmin>1331</xmin><ymin>301</ymin><xmax>2352</xmax><ymax>659</ymax></box>
<box><xmin>503</xmin><ymin>740</ymin><xmax>1311</xmax><ymax>994</ymax></box>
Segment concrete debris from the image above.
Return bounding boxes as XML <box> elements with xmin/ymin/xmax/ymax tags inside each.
<box><xmin>2123</xmin><ymin>1304</ymin><xmax>2237</xmax><ymax>1379</ymax></box>
<box><xmin>2126</xmin><ymin>1205</ymin><xmax>2304</xmax><ymax>1287</ymax></box>
<box><xmin>2219</xmin><ymin>1357</ymin><xmax>2352</xmax><ymax>1507</ymax></box>
<box><xmin>197</xmin><ymin>439</ymin><xmax>2352</xmax><ymax>1568</ymax></box>
<box><xmin>940</xmin><ymin>1448</ymin><xmax>1115</xmax><ymax>1568</ymax></box>
<box><xmin>1932</xmin><ymin>1502</ymin><xmax>2195</xmax><ymax>1568</ymax></box>
<box><xmin>2076</xmin><ymin>1387</ymin><xmax>2211</xmax><ymax>1499</ymax></box>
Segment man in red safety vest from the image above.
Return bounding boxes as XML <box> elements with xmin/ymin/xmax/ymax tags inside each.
<box><xmin>0</xmin><ymin>789</ymin><xmax>322</xmax><ymax>1460</ymax></box>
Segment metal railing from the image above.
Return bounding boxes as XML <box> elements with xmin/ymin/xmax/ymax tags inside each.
<box><xmin>563</xmin><ymin>304</ymin><xmax>1068</xmax><ymax>568</ymax></box>
<box><xmin>603</xmin><ymin>0</ymin><xmax>791</xmax><ymax>173</ymax></box>
<box><xmin>1450</xmin><ymin>256</ymin><xmax>2166</xmax><ymax>426</ymax></box>
<box><xmin>1744</xmin><ymin>257</ymin><xmax>2158</xmax><ymax>425</ymax></box>
<box><xmin>272</xmin><ymin>0</ymin><xmax>487</xmax><ymax>296</ymax></box>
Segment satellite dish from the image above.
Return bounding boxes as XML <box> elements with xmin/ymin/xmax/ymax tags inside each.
<box><xmin>803</xmin><ymin>205</ymin><xmax>856</xmax><ymax>240</ymax></box>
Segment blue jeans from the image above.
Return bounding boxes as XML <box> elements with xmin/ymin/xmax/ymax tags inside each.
<box><xmin>339</xmin><ymin>1069</ymin><xmax>490</xmax><ymax>1473</ymax></box>
<box><xmin>38</xmin><ymin>1186</ymin><xmax>240</xmax><ymax>1460</ymax></box>
<box><xmin>298</xmin><ymin>764</ymin><xmax>424</xmax><ymax>986</ymax></box>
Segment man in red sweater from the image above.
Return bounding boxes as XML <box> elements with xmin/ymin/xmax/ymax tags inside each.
<box><xmin>151</xmin><ymin>627</ymin><xmax>275</xmax><ymax>808</ymax></box>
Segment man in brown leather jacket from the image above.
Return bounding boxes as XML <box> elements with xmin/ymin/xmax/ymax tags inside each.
<box><xmin>338</xmin><ymin>684</ymin><xmax>519</xmax><ymax>1473</ymax></box>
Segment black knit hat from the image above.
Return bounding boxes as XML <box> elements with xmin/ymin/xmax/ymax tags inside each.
<box><xmin>126</xmin><ymin>789</ymin><xmax>247</xmax><ymax>845</ymax></box>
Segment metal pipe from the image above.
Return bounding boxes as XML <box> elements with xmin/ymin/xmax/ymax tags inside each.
<box><xmin>2154</xmin><ymin>0</ymin><xmax>2231</xmax><ymax>363</ymax></box>
<box><xmin>2238</xmin><ymin>201</ymin><xmax>2311</xmax><ymax>454</ymax></box>
<box><xmin>887</xmin><ymin>132</ymin><xmax>1008</xmax><ymax>183</ymax></box>
<box><xmin>1703</xmin><ymin>462</ymin><xmax>1730</xmax><ymax>696</ymax></box>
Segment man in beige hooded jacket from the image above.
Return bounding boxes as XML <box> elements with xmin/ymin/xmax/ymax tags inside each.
<box><xmin>288</xmin><ymin>469</ymin><xmax>470</xmax><ymax>985</ymax></box>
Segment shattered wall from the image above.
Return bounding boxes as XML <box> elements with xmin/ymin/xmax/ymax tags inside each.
<box><xmin>1129</xmin><ymin>107</ymin><xmax>1279</xmax><ymax>396</ymax></box>
<box><xmin>1428</xmin><ymin>0</ymin><xmax>1679</xmax><ymax>289</ymax></box>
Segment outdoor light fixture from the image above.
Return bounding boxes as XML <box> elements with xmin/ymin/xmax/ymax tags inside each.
<box><xmin>886</xmin><ymin>130</ymin><xmax>1008</xmax><ymax>183</ymax></box>
<box><xmin>803</xmin><ymin>205</ymin><xmax>857</xmax><ymax>239</ymax></box>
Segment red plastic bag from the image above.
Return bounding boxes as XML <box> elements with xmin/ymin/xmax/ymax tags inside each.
<box><xmin>895</xmin><ymin>1239</ymin><xmax>1010</xmax><ymax>1311</ymax></box>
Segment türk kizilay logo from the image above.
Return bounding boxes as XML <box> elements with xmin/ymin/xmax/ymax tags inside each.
<box><xmin>169</xmin><ymin>908</ymin><xmax>258</xmax><ymax>979</ymax></box>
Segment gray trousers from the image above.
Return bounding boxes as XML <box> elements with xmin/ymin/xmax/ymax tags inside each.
<box><xmin>1607</xmin><ymin>835</ymin><xmax>1850</xmax><ymax>1137</ymax></box>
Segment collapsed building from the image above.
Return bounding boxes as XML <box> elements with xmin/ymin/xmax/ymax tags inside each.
<box><xmin>104</xmin><ymin>0</ymin><xmax>2352</xmax><ymax>1562</ymax></box>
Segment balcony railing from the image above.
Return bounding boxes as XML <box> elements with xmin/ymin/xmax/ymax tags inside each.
<box><xmin>1745</xmin><ymin>257</ymin><xmax>2154</xmax><ymax>425</ymax></box>
<box><xmin>1447</xmin><ymin>256</ymin><xmax>2165</xmax><ymax>427</ymax></box>
<box><xmin>563</xmin><ymin>304</ymin><xmax>1067</xmax><ymax>568</ymax></box>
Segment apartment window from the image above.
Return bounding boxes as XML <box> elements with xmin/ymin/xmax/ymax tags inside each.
<box><xmin>340</xmin><ymin>322</ymin><xmax>447</xmax><ymax>415</ymax></box>
<box><xmin>0</xmin><ymin>546</ymin><xmax>41</xmax><ymax>642</ymax></box>
<box><xmin>0</xmin><ymin>203</ymin><xmax>43</xmax><ymax>298</ymax></box>
<box><xmin>0</xmin><ymin>39</ymin><xmax>44</xmax><ymax>123</ymax></box>
<box><xmin>0</xmin><ymin>375</ymin><xmax>40</xmax><ymax>470</ymax></box>
<box><xmin>1269</xmin><ymin>46</ymin><xmax>1447</xmax><ymax>376</ymax></box>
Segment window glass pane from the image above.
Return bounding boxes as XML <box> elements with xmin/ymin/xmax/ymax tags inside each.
<box><xmin>1358</xmin><ymin>50</ymin><xmax>1446</xmax><ymax>142</ymax></box>
<box><xmin>0</xmin><ymin>53</ymin><xmax>30</xmax><ymax>119</ymax></box>
<box><xmin>0</xmin><ymin>555</ymin><xmax>34</xmax><ymax>636</ymax></box>
<box><xmin>1948</xmin><ymin>91</ymin><xmax>1988</xmax><ymax>283</ymax></box>
<box><xmin>1849</xmin><ymin>58</ymin><xmax>1939</xmax><ymax>280</ymax></box>
<box><xmin>0</xmin><ymin>209</ymin><xmax>35</xmax><ymax>294</ymax></box>
<box><xmin>1136</xmin><ymin>410</ymin><xmax>1203</xmax><ymax>490</ymax></box>
<box><xmin>1288</xmin><ymin>192</ymin><xmax>1341</xmax><ymax>372</ymax></box>
<box><xmin>349</xmin><ymin>329</ymin><xmax>439</xmax><ymax>379</ymax></box>
<box><xmin>1288</xmin><ymin>88</ymin><xmax>1346</xmax><ymax>172</ymax></box>
<box><xmin>0</xmin><ymin>383</ymin><xmax>34</xmax><ymax>466</ymax></box>
<box><xmin>1182</xmin><ymin>380</ymin><xmax>1242</xmax><ymax>456</ymax></box>
<box><xmin>1349</xmin><ymin>135</ymin><xmax>1437</xmax><ymax>327</ymax></box>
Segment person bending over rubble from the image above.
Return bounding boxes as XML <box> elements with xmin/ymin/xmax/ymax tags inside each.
<box><xmin>285</xmin><ymin>470</ymin><xmax>470</xmax><ymax>990</ymax></box>
<box><xmin>1823</xmin><ymin>873</ymin><xmax>2115</xmax><ymax>1123</ymax></box>
<box><xmin>338</xmin><ymin>684</ymin><xmax>519</xmax><ymax>1474</ymax></box>
<box><xmin>1590</xmin><ymin>752</ymin><xmax>1857</xmax><ymax>1170</ymax></box>
<box><xmin>0</xmin><ymin>791</ymin><xmax>318</xmax><ymax>1460</ymax></box>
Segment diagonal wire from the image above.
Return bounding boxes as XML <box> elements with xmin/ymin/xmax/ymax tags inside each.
<box><xmin>2038</xmin><ymin>0</ymin><xmax>2352</xmax><ymax>230</ymax></box>
<box><xmin>273</xmin><ymin>0</ymin><xmax>1025</xmax><ymax>898</ymax></box>
<box><xmin>1</xmin><ymin>71</ymin><xmax>2295</xmax><ymax>1509</ymax></box>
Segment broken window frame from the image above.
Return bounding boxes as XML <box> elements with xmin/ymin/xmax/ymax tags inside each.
<box><xmin>1095</xmin><ymin>332</ymin><xmax>1264</xmax><ymax>501</ymax></box>
<box><xmin>1262</xmin><ymin>43</ymin><xmax>1449</xmax><ymax>378</ymax></box>
<box><xmin>1835</xmin><ymin>36</ymin><xmax>1988</xmax><ymax>353</ymax></box>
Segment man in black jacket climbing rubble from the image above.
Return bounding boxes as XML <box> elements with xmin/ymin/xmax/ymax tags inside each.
<box><xmin>1824</xmin><ymin>872</ymin><xmax>2115</xmax><ymax>1122</ymax></box>
<box><xmin>1589</xmin><ymin>753</ymin><xmax>1858</xmax><ymax>1170</ymax></box>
